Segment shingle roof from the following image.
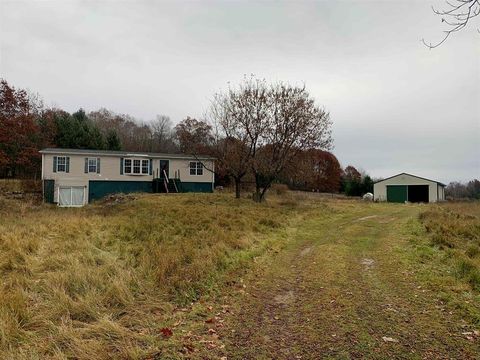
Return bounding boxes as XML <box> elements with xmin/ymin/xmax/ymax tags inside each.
<box><xmin>39</xmin><ymin>148</ymin><xmax>215</xmax><ymax>160</ymax></box>
<box><xmin>374</xmin><ymin>172</ymin><xmax>446</xmax><ymax>187</ymax></box>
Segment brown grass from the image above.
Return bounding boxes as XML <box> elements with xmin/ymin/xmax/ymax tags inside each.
<box><xmin>0</xmin><ymin>192</ymin><xmax>311</xmax><ymax>359</ymax></box>
<box><xmin>0</xmin><ymin>179</ymin><xmax>42</xmax><ymax>193</ymax></box>
<box><xmin>419</xmin><ymin>202</ymin><xmax>480</xmax><ymax>290</ymax></box>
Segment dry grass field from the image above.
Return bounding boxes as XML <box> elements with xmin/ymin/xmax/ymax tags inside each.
<box><xmin>0</xmin><ymin>193</ymin><xmax>479</xmax><ymax>359</ymax></box>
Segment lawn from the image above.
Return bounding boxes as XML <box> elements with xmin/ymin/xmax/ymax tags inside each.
<box><xmin>0</xmin><ymin>193</ymin><xmax>479</xmax><ymax>359</ymax></box>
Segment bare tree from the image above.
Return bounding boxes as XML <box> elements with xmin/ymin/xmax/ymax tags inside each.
<box><xmin>211</xmin><ymin>77</ymin><xmax>333</xmax><ymax>202</ymax></box>
<box><xmin>210</xmin><ymin>77</ymin><xmax>269</xmax><ymax>198</ymax></box>
<box><xmin>423</xmin><ymin>0</ymin><xmax>480</xmax><ymax>48</ymax></box>
<box><xmin>150</xmin><ymin>115</ymin><xmax>176</xmax><ymax>152</ymax></box>
<box><xmin>251</xmin><ymin>83</ymin><xmax>332</xmax><ymax>202</ymax></box>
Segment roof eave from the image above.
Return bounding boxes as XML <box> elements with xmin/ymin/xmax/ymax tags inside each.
<box><xmin>374</xmin><ymin>172</ymin><xmax>446</xmax><ymax>186</ymax></box>
<box><xmin>39</xmin><ymin>148</ymin><xmax>215</xmax><ymax>160</ymax></box>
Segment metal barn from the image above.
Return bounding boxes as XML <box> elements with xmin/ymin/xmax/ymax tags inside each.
<box><xmin>373</xmin><ymin>173</ymin><xmax>446</xmax><ymax>203</ymax></box>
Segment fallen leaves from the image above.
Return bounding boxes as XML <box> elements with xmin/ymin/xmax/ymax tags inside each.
<box><xmin>160</xmin><ymin>327</ymin><xmax>173</xmax><ymax>338</ymax></box>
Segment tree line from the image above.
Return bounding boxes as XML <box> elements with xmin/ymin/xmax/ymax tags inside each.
<box><xmin>1</xmin><ymin>77</ymin><xmax>374</xmax><ymax>200</ymax></box>
<box><xmin>446</xmin><ymin>180</ymin><xmax>480</xmax><ymax>200</ymax></box>
<box><xmin>0</xmin><ymin>79</ymin><xmax>180</xmax><ymax>178</ymax></box>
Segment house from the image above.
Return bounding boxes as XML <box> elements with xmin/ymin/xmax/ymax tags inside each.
<box><xmin>373</xmin><ymin>172</ymin><xmax>445</xmax><ymax>203</ymax></box>
<box><xmin>40</xmin><ymin>148</ymin><xmax>215</xmax><ymax>206</ymax></box>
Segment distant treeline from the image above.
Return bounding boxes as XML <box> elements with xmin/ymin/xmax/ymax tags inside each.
<box><xmin>0</xmin><ymin>79</ymin><xmax>180</xmax><ymax>178</ymax></box>
<box><xmin>446</xmin><ymin>180</ymin><xmax>480</xmax><ymax>200</ymax></box>
<box><xmin>0</xmin><ymin>78</ymin><xmax>372</xmax><ymax>197</ymax></box>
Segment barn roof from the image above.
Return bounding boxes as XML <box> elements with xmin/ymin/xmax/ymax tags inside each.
<box><xmin>374</xmin><ymin>172</ymin><xmax>446</xmax><ymax>187</ymax></box>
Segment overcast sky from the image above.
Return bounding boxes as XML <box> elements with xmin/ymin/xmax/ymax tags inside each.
<box><xmin>1</xmin><ymin>0</ymin><xmax>478</xmax><ymax>183</ymax></box>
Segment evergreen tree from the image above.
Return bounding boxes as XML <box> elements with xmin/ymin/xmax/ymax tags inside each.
<box><xmin>54</xmin><ymin>109</ymin><xmax>106</xmax><ymax>149</ymax></box>
<box><xmin>106</xmin><ymin>130</ymin><xmax>122</xmax><ymax>150</ymax></box>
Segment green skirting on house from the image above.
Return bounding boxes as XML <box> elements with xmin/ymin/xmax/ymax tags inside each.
<box><xmin>88</xmin><ymin>180</ymin><xmax>153</xmax><ymax>202</ymax></box>
<box><xmin>177</xmin><ymin>182</ymin><xmax>213</xmax><ymax>193</ymax></box>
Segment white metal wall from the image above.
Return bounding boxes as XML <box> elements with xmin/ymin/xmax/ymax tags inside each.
<box><xmin>373</xmin><ymin>174</ymin><xmax>442</xmax><ymax>203</ymax></box>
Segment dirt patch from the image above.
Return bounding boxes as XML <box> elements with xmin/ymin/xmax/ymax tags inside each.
<box><xmin>300</xmin><ymin>247</ymin><xmax>312</xmax><ymax>256</ymax></box>
<box><xmin>100</xmin><ymin>193</ymin><xmax>138</xmax><ymax>205</ymax></box>
<box><xmin>378</xmin><ymin>217</ymin><xmax>396</xmax><ymax>224</ymax></box>
<box><xmin>274</xmin><ymin>290</ymin><xmax>295</xmax><ymax>305</ymax></box>
<box><xmin>356</xmin><ymin>215</ymin><xmax>379</xmax><ymax>222</ymax></box>
<box><xmin>360</xmin><ymin>258</ymin><xmax>375</xmax><ymax>268</ymax></box>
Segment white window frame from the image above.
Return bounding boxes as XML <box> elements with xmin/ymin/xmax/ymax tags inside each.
<box><xmin>88</xmin><ymin>158</ymin><xmax>98</xmax><ymax>173</ymax></box>
<box><xmin>124</xmin><ymin>158</ymin><xmax>150</xmax><ymax>175</ymax></box>
<box><xmin>57</xmin><ymin>156</ymin><xmax>67</xmax><ymax>172</ymax></box>
<box><xmin>189</xmin><ymin>161</ymin><xmax>203</xmax><ymax>176</ymax></box>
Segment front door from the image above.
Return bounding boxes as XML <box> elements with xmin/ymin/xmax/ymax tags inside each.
<box><xmin>159</xmin><ymin>160</ymin><xmax>169</xmax><ymax>179</ymax></box>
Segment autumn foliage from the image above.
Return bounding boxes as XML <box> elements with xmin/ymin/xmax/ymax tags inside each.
<box><xmin>282</xmin><ymin>149</ymin><xmax>342</xmax><ymax>192</ymax></box>
<box><xmin>0</xmin><ymin>80</ymin><xmax>40</xmax><ymax>177</ymax></box>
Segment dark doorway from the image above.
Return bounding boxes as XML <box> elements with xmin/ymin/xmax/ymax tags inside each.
<box><xmin>408</xmin><ymin>185</ymin><xmax>429</xmax><ymax>203</ymax></box>
<box><xmin>160</xmin><ymin>160</ymin><xmax>169</xmax><ymax>178</ymax></box>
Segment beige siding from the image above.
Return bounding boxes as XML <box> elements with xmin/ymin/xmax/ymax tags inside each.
<box><xmin>42</xmin><ymin>153</ymin><xmax>214</xmax><ymax>202</ymax></box>
<box><xmin>438</xmin><ymin>185</ymin><xmax>445</xmax><ymax>201</ymax></box>
<box><xmin>43</xmin><ymin>154</ymin><xmax>153</xmax><ymax>182</ymax></box>
<box><xmin>169</xmin><ymin>159</ymin><xmax>215</xmax><ymax>183</ymax></box>
<box><xmin>373</xmin><ymin>174</ymin><xmax>442</xmax><ymax>203</ymax></box>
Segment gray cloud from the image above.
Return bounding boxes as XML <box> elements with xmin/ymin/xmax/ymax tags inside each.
<box><xmin>1</xmin><ymin>0</ymin><xmax>478</xmax><ymax>183</ymax></box>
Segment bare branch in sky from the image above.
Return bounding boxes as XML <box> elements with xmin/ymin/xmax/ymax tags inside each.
<box><xmin>422</xmin><ymin>0</ymin><xmax>480</xmax><ymax>48</ymax></box>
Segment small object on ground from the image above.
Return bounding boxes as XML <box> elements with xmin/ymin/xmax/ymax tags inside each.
<box><xmin>363</xmin><ymin>192</ymin><xmax>374</xmax><ymax>201</ymax></box>
<box><xmin>382</xmin><ymin>336</ymin><xmax>399</xmax><ymax>343</ymax></box>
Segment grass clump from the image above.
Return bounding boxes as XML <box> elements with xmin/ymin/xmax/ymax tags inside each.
<box><xmin>419</xmin><ymin>202</ymin><xmax>480</xmax><ymax>293</ymax></box>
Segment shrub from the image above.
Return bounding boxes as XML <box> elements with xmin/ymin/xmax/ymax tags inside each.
<box><xmin>271</xmin><ymin>183</ymin><xmax>289</xmax><ymax>195</ymax></box>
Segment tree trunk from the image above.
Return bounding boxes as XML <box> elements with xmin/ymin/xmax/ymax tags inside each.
<box><xmin>234</xmin><ymin>178</ymin><xmax>241</xmax><ymax>199</ymax></box>
<box><xmin>253</xmin><ymin>173</ymin><xmax>261</xmax><ymax>202</ymax></box>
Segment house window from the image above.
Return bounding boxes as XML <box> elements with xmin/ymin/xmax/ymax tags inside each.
<box><xmin>124</xmin><ymin>159</ymin><xmax>132</xmax><ymax>174</ymax></box>
<box><xmin>57</xmin><ymin>156</ymin><xmax>67</xmax><ymax>172</ymax></box>
<box><xmin>88</xmin><ymin>158</ymin><xmax>97</xmax><ymax>173</ymax></box>
<box><xmin>124</xmin><ymin>158</ymin><xmax>150</xmax><ymax>175</ymax></box>
<box><xmin>142</xmin><ymin>159</ymin><xmax>149</xmax><ymax>174</ymax></box>
<box><xmin>133</xmin><ymin>159</ymin><xmax>141</xmax><ymax>174</ymax></box>
<box><xmin>189</xmin><ymin>161</ymin><xmax>203</xmax><ymax>176</ymax></box>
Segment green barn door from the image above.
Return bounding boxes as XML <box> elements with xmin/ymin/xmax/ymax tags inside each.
<box><xmin>386</xmin><ymin>185</ymin><xmax>407</xmax><ymax>203</ymax></box>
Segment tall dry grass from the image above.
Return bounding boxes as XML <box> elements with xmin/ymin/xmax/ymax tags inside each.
<box><xmin>420</xmin><ymin>202</ymin><xmax>480</xmax><ymax>291</ymax></box>
<box><xmin>0</xmin><ymin>192</ymin><xmax>311</xmax><ymax>359</ymax></box>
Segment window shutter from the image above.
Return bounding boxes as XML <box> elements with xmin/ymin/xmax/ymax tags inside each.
<box><xmin>97</xmin><ymin>158</ymin><xmax>101</xmax><ymax>173</ymax></box>
<box><xmin>66</xmin><ymin>157</ymin><xmax>70</xmax><ymax>173</ymax></box>
<box><xmin>120</xmin><ymin>158</ymin><xmax>124</xmax><ymax>175</ymax></box>
<box><xmin>53</xmin><ymin>156</ymin><xmax>57</xmax><ymax>173</ymax></box>
<box><xmin>84</xmin><ymin>158</ymin><xmax>88</xmax><ymax>173</ymax></box>
<box><xmin>149</xmin><ymin>159</ymin><xmax>152</xmax><ymax>175</ymax></box>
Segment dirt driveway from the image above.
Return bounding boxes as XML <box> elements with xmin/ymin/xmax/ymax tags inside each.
<box><xmin>217</xmin><ymin>203</ymin><xmax>479</xmax><ymax>359</ymax></box>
